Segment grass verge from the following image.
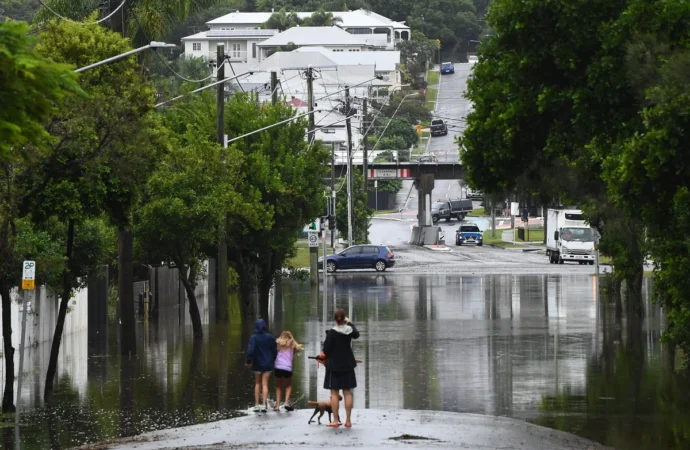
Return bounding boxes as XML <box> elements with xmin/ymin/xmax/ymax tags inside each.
<box><xmin>467</xmin><ymin>207</ymin><xmax>486</xmax><ymax>217</ymax></box>
<box><xmin>374</xmin><ymin>209</ymin><xmax>398</xmax><ymax>215</ymax></box>
<box><xmin>517</xmin><ymin>227</ymin><xmax>544</xmax><ymax>243</ymax></box>
<box><xmin>286</xmin><ymin>242</ymin><xmax>335</xmax><ymax>268</ymax></box>
<box><xmin>425</xmin><ymin>87</ymin><xmax>438</xmax><ymax>111</ymax></box>
<box><xmin>427</xmin><ymin>70</ymin><xmax>440</xmax><ymax>85</ymax></box>
<box><xmin>482</xmin><ymin>229</ymin><xmax>521</xmax><ymax>249</ymax></box>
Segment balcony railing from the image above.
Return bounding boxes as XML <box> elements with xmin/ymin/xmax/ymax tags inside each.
<box><xmin>206</xmin><ymin>29</ymin><xmax>277</xmax><ymax>38</ymax></box>
<box><xmin>208</xmin><ymin>50</ymin><xmax>252</xmax><ymax>61</ymax></box>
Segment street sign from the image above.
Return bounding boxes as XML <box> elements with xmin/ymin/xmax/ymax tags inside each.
<box><xmin>510</xmin><ymin>202</ymin><xmax>520</xmax><ymax>216</ymax></box>
<box><xmin>22</xmin><ymin>261</ymin><xmax>35</xmax><ymax>290</ymax></box>
<box><xmin>308</xmin><ymin>231</ymin><xmax>319</xmax><ymax>247</ymax></box>
<box><xmin>416</xmin><ymin>124</ymin><xmax>423</xmax><ymax>135</ymax></box>
<box><xmin>367</xmin><ymin>168</ymin><xmax>412</xmax><ymax>179</ymax></box>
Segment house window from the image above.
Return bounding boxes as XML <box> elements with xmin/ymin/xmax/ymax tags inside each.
<box><xmin>232</xmin><ymin>43</ymin><xmax>241</xmax><ymax>58</ymax></box>
<box><xmin>192</xmin><ymin>42</ymin><xmax>201</xmax><ymax>51</ymax></box>
<box><xmin>252</xmin><ymin>42</ymin><xmax>257</xmax><ymax>59</ymax></box>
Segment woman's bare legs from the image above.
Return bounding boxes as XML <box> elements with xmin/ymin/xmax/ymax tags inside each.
<box><xmin>261</xmin><ymin>372</ymin><xmax>271</xmax><ymax>407</ymax></box>
<box><xmin>254</xmin><ymin>373</ymin><xmax>261</xmax><ymax>406</ymax></box>
<box><xmin>343</xmin><ymin>389</ymin><xmax>353</xmax><ymax>426</ymax></box>
<box><xmin>284</xmin><ymin>377</ymin><xmax>293</xmax><ymax>406</ymax></box>
<box><xmin>275</xmin><ymin>377</ymin><xmax>283</xmax><ymax>410</ymax></box>
<box><xmin>329</xmin><ymin>389</ymin><xmax>341</xmax><ymax>425</ymax></box>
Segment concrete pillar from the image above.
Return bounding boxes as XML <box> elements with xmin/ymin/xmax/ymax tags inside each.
<box><xmin>416</xmin><ymin>173</ymin><xmax>435</xmax><ymax>226</ymax></box>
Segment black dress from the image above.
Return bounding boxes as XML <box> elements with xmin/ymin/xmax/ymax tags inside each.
<box><xmin>322</xmin><ymin>322</ymin><xmax>360</xmax><ymax>390</ymax></box>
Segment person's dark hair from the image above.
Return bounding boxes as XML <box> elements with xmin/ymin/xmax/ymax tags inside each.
<box><xmin>334</xmin><ymin>309</ymin><xmax>346</xmax><ymax>324</ymax></box>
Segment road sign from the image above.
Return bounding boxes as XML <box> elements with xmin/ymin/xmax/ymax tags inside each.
<box><xmin>308</xmin><ymin>231</ymin><xmax>319</xmax><ymax>247</ymax></box>
<box><xmin>367</xmin><ymin>168</ymin><xmax>412</xmax><ymax>179</ymax></box>
<box><xmin>416</xmin><ymin>124</ymin><xmax>423</xmax><ymax>135</ymax></box>
<box><xmin>436</xmin><ymin>39</ymin><xmax>441</xmax><ymax>48</ymax></box>
<box><xmin>22</xmin><ymin>261</ymin><xmax>36</xmax><ymax>290</ymax></box>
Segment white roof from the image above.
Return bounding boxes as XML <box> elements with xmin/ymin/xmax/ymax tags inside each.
<box><xmin>258</xmin><ymin>51</ymin><xmax>338</xmax><ymax>72</ymax></box>
<box><xmin>207</xmin><ymin>9</ymin><xmax>409</xmax><ymax>30</ymax></box>
<box><xmin>294</xmin><ymin>47</ymin><xmax>400</xmax><ymax>71</ymax></box>
<box><xmin>259</xmin><ymin>26</ymin><xmax>364</xmax><ymax>47</ymax></box>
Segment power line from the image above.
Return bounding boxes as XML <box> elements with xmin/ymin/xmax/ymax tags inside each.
<box><xmin>37</xmin><ymin>0</ymin><xmax>127</xmax><ymax>25</ymax></box>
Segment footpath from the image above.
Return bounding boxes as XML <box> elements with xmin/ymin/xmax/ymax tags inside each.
<box><xmin>93</xmin><ymin>409</ymin><xmax>611</xmax><ymax>450</ymax></box>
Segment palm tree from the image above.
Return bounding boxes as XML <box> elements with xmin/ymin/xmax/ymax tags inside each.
<box><xmin>304</xmin><ymin>9</ymin><xmax>343</xmax><ymax>27</ymax></box>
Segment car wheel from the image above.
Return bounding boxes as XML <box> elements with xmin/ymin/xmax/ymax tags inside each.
<box><xmin>590</xmin><ymin>261</ymin><xmax>595</xmax><ymax>265</ymax></box>
<box><xmin>374</xmin><ymin>260</ymin><xmax>387</xmax><ymax>272</ymax></box>
<box><xmin>326</xmin><ymin>261</ymin><xmax>337</xmax><ymax>273</ymax></box>
<box><xmin>457</xmin><ymin>241</ymin><xmax>462</xmax><ymax>246</ymax></box>
<box><xmin>432</xmin><ymin>215</ymin><xmax>439</xmax><ymax>223</ymax></box>
<box><xmin>559</xmin><ymin>256</ymin><xmax>564</xmax><ymax>264</ymax></box>
<box><xmin>477</xmin><ymin>243</ymin><xmax>483</xmax><ymax>247</ymax></box>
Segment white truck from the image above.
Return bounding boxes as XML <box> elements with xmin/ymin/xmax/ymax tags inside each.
<box><xmin>546</xmin><ymin>209</ymin><xmax>596</xmax><ymax>265</ymax></box>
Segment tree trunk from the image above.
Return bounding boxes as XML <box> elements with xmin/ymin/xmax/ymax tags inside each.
<box><xmin>236</xmin><ymin>252</ymin><xmax>256</xmax><ymax>318</ymax></box>
<box><xmin>1</xmin><ymin>282</ymin><xmax>15</xmax><ymax>412</ymax></box>
<box><xmin>118</xmin><ymin>228</ymin><xmax>136</xmax><ymax>356</ymax></box>
<box><xmin>44</xmin><ymin>218</ymin><xmax>75</xmax><ymax>404</ymax></box>
<box><xmin>626</xmin><ymin>264</ymin><xmax>644</xmax><ymax>319</ymax></box>
<box><xmin>179</xmin><ymin>265</ymin><xmax>203</xmax><ymax>340</ymax></box>
<box><xmin>180</xmin><ymin>338</ymin><xmax>203</xmax><ymax>423</ymax></box>
<box><xmin>258</xmin><ymin>255</ymin><xmax>277</xmax><ymax>326</ymax></box>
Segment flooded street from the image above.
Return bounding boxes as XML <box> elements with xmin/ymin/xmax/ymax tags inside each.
<box><xmin>5</xmin><ymin>274</ymin><xmax>689</xmax><ymax>450</ymax></box>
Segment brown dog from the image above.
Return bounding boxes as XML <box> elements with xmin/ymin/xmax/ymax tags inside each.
<box><xmin>307</xmin><ymin>397</ymin><xmax>342</xmax><ymax>424</ymax></box>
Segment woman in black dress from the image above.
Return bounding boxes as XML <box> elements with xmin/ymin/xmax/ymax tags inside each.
<box><xmin>322</xmin><ymin>309</ymin><xmax>360</xmax><ymax>428</ymax></box>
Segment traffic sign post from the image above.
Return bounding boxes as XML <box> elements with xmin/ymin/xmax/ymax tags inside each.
<box><xmin>16</xmin><ymin>261</ymin><xmax>36</xmax><ymax>431</ymax></box>
<box><xmin>308</xmin><ymin>231</ymin><xmax>319</xmax><ymax>247</ymax></box>
<box><xmin>309</xmin><ymin>230</ymin><xmax>318</xmax><ymax>285</ymax></box>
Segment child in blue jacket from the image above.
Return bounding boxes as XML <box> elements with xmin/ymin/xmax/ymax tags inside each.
<box><xmin>245</xmin><ymin>319</ymin><xmax>277</xmax><ymax>412</ymax></box>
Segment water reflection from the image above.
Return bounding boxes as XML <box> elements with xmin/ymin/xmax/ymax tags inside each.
<box><xmin>6</xmin><ymin>274</ymin><xmax>689</xmax><ymax>450</ymax></box>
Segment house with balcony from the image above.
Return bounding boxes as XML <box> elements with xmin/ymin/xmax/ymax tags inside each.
<box><xmin>181</xmin><ymin>8</ymin><xmax>410</xmax><ymax>63</ymax></box>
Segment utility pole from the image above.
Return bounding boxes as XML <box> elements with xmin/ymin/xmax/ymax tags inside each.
<box><xmin>362</xmin><ymin>97</ymin><xmax>369</xmax><ymax>243</ymax></box>
<box><xmin>216</xmin><ymin>44</ymin><xmax>228</xmax><ymax>320</ymax></box>
<box><xmin>307</xmin><ymin>67</ymin><xmax>319</xmax><ymax>284</ymax></box>
<box><xmin>331</xmin><ymin>143</ymin><xmax>336</xmax><ymax>249</ymax></box>
<box><xmin>271</xmin><ymin>71</ymin><xmax>278</xmax><ymax>105</ymax></box>
<box><xmin>345</xmin><ymin>86</ymin><xmax>354</xmax><ymax>245</ymax></box>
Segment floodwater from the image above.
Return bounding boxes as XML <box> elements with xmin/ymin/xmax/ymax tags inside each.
<box><xmin>4</xmin><ymin>274</ymin><xmax>690</xmax><ymax>450</ymax></box>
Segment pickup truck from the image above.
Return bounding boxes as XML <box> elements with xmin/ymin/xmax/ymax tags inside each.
<box><xmin>431</xmin><ymin>198</ymin><xmax>473</xmax><ymax>223</ymax></box>
<box><xmin>430</xmin><ymin>119</ymin><xmax>448</xmax><ymax>136</ymax></box>
<box><xmin>441</xmin><ymin>61</ymin><xmax>455</xmax><ymax>74</ymax></box>
<box><xmin>456</xmin><ymin>223</ymin><xmax>483</xmax><ymax>246</ymax></box>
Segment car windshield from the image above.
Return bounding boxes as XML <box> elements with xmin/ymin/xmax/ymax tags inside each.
<box><xmin>431</xmin><ymin>120</ymin><xmax>444</xmax><ymax>125</ymax></box>
<box><xmin>461</xmin><ymin>226</ymin><xmax>480</xmax><ymax>232</ymax></box>
<box><xmin>442</xmin><ymin>62</ymin><xmax>452</xmax><ymax>66</ymax></box>
<box><xmin>561</xmin><ymin>227</ymin><xmax>594</xmax><ymax>242</ymax></box>
<box><xmin>431</xmin><ymin>203</ymin><xmax>444</xmax><ymax>211</ymax></box>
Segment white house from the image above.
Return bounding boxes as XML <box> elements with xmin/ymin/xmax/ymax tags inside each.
<box><xmin>182</xmin><ymin>9</ymin><xmax>410</xmax><ymax>63</ymax></box>
<box><xmin>258</xmin><ymin>26</ymin><xmax>373</xmax><ymax>57</ymax></box>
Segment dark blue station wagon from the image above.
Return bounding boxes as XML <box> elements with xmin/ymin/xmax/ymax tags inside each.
<box><xmin>319</xmin><ymin>245</ymin><xmax>395</xmax><ymax>273</ymax></box>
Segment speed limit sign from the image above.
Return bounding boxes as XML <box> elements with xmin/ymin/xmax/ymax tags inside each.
<box><xmin>308</xmin><ymin>231</ymin><xmax>318</xmax><ymax>247</ymax></box>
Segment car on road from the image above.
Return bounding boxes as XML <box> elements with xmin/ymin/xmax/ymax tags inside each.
<box><xmin>468</xmin><ymin>55</ymin><xmax>478</xmax><ymax>64</ymax></box>
<box><xmin>456</xmin><ymin>223</ymin><xmax>483</xmax><ymax>246</ymax></box>
<box><xmin>430</xmin><ymin>119</ymin><xmax>448</xmax><ymax>136</ymax></box>
<box><xmin>419</xmin><ymin>153</ymin><xmax>438</xmax><ymax>163</ymax></box>
<box><xmin>319</xmin><ymin>245</ymin><xmax>395</xmax><ymax>273</ymax></box>
<box><xmin>466</xmin><ymin>189</ymin><xmax>483</xmax><ymax>200</ymax></box>
<box><xmin>441</xmin><ymin>61</ymin><xmax>455</xmax><ymax>74</ymax></box>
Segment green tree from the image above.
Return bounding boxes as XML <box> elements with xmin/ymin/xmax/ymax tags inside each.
<box><xmin>377</xmin><ymin>93</ymin><xmax>431</xmax><ymax>124</ymax></box>
<box><xmin>302</xmin><ymin>9</ymin><xmax>342</xmax><ymax>26</ymax></box>
<box><xmin>262</xmin><ymin>8</ymin><xmax>302</xmax><ymax>31</ymax></box>
<box><xmin>397</xmin><ymin>33</ymin><xmax>436</xmax><ymax>82</ymax></box>
<box><xmin>0</xmin><ymin>20</ymin><xmax>79</xmax><ymax>412</ymax></box>
<box><xmin>136</xmin><ymin>132</ymin><xmax>244</xmax><ymax>339</ymax></box>
<box><xmin>33</xmin><ymin>17</ymin><xmax>161</xmax><ymax>398</ymax></box>
<box><xmin>407</xmin><ymin>0</ymin><xmax>481</xmax><ymax>50</ymax></box>
<box><xmin>461</xmin><ymin>0</ymin><xmax>647</xmax><ymax>308</ymax></box>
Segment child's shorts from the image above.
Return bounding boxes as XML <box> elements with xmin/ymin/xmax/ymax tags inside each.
<box><xmin>275</xmin><ymin>369</ymin><xmax>292</xmax><ymax>379</ymax></box>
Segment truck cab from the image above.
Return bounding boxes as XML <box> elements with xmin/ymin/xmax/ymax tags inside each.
<box><xmin>430</xmin><ymin>119</ymin><xmax>448</xmax><ymax>136</ymax></box>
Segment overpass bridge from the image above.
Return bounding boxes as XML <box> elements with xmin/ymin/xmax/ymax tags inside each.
<box><xmin>331</xmin><ymin>162</ymin><xmax>465</xmax><ymax>180</ymax></box>
<box><xmin>331</xmin><ymin>162</ymin><xmax>466</xmax><ymax>245</ymax></box>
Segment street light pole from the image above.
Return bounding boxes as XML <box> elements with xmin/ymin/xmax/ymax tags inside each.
<box><xmin>74</xmin><ymin>41</ymin><xmax>175</xmax><ymax>73</ymax></box>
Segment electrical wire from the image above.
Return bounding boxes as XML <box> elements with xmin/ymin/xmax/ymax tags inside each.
<box><xmin>37</xmin><ymin>0</ymin><xmax>127</xmax><ymax>25</ymax></box>
<box><xmin>227</xmin><ymin>59</ymin><xmax>245</xmax><ymax>92</ymax></box>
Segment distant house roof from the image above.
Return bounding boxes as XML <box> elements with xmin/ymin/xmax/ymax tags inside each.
<box><xmin>258</xmin><ymin>26</ymin><xmax>365</xmax><ymax>48</ymax></box>
<box><xmin>207</xmin><ymin>9</ymin><xmax>410</xmax><ymax>30</ymax></box>
<box><xmin>294</xmin><ymin>47</ymin><xmax>400</xmax><ymax>71</ymax></box>
<box><xmin>258</xmin><ymin>51</ymin><xmax>338</xmax><ymax>71</ymax></box>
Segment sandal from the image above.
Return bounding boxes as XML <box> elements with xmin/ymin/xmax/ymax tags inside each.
<box><xmin>284</xmin><ymin>404</ymin><xmax>294</xmax><ymax>411</ymax></box>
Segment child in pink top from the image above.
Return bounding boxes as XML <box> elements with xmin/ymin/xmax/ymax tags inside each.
<box><xmin>274</xmin><ymin>331</ymin><xmax>303</xmax><ymax>411</ymax></box>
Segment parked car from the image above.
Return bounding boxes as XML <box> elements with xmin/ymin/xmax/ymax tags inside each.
<box><xmin>431</xmin><ymin>199</ymin><xmax>474</xmax><ymax>223</ymax></box>
<box><xmin>419</xmin><ymin>153</ymin><xmax>438</xmax><ymax>163</ymax></box>
<box><xmin>430</xmin><ymin>119</ymin><xmax>448</xmax><ymax>136</ymax></box>
<box><xmin>319</xmin><ymin>245</ymin><xmax>395</xmax><ymax>273</ymax></box>
<box><xmin>456</xmin><ymin>223</ymin><xmax>483</xmax><ymax>246</ymax></box>
<box><xmin>441</xmin><ymin>61</ymin><xmax>455</xmax><ymax>74</ymax></box>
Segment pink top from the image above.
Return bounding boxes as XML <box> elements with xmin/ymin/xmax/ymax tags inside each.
<box><xmin>275</xmin><ymin>348</ymin><xmax>294</xmax><ymax>371</ymax></box>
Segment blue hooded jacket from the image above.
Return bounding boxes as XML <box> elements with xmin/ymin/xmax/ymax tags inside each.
<box><xmin>246</xmin><ymin>319</ymin><xmax>277</xmax><ymax>372</ymax></box>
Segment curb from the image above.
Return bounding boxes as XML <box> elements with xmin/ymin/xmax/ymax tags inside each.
<box><xmin>422</xmin><ymin>245</ymin><xmax>452</xmax><ymax>252</ymax></box>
